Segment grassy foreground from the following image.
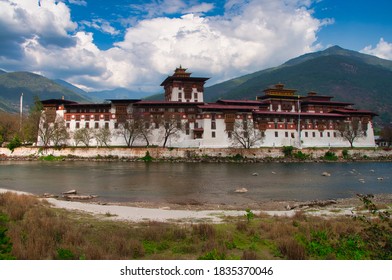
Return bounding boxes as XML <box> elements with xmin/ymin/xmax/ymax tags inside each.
<box><xmin>0</xmin><ymin>192</ymin><xmax>391</xmax><ymax>260</ymax></box>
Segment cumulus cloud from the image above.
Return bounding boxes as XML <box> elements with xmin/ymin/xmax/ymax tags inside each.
<box><xmin>361</xmin><ymin>38</ymin><xmax>392</xmax><ymax>60</ymax></box>
<box><xmin>0</xmin><ymin>0</ymin><xmax>325</xmax><ymax>93</ymax></box>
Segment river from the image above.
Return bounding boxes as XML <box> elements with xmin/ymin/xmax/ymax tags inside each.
<box><xmin>0</xmin><ymin>161</ymin><xmax>391</xmax><ymax>205</ymax></box>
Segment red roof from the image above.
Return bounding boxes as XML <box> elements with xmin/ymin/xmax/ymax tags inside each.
<box><xmin>198</xmin><ymin>104</ymin><xmax>259</xmax><ymax>110</ymax></box>
<box><xmin>330</xmin><ymin>109</ymin><xmax>378</xmax><ymax>116</ymax></box>
<box><xmin>254</xmin><ymin>110</ymin><xmax>346</xmax><ymax>118</ymax></box>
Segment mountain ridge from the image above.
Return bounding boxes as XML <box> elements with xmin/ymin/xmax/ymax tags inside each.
<box><xmin>203</xmin><ymin>46</ymin><xmax>392</xmax><ymax>125</ymax></box>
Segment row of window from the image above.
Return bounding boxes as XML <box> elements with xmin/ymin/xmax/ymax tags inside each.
<box><xmin>273</xmin><ymin>131</ymin><xmax>338</xmax><ymax>138</ymax></box>
<box><xmin>68</xmin><ymin>122</ymin><xmax>110</xmax><ymax>129</ymax></box>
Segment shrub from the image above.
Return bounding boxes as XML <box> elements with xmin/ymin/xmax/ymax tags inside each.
<box><xmin>293</xmin><ymin>151</ymin><xmax>309</xmax><ymax>160</ymax></box>
<box><xmin>353</xmin><ymin>194</ymin><xmax>392</xmax><ymax>259</ymax></box>
<box><xmin>232</xmin><ymin>153</ymin><xmax>244</xmax><ymax>161</ymax></box>
<box><xmin>56</xmin><ymin>248</ymin><xmax>75</xmax><ymax>260</ymax></box>
<box><xmin>323</xmin><ymin>151</ymin><xmax>338</xmax><ymax>161</ymax></box>
<box><xmin>245</xmin><ymin>209</ymin><xmax>255</xmax><ymax>223</ymax></box>
<box><xmin>6</xmin><ymin>136</ymin><xmax>22</xmax><ymax>152</ymax></box>
<box><xmin>342</xmin><ymin>149</ymin><xmax>349</xmax><ymax>159</ymax></box>
<box><xmin>0</xmin><ymin>212</ymin><xmax>15</xmax><ymax>260</ymax></box>
<box><xmin>198</xmin><ymin>249</ymin><xmax>226</xmax><ymax>260</ymax></box>
<box><xmin>282</xmin><ymin>146</ymin><xmax>294</xmax><ymax>157</ymax></box>
<box><xmin>140</xmin><ymin>151</ymin><xmax>154</xmax><ymax>162</ymax></box>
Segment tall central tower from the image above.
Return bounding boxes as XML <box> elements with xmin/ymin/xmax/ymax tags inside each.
<box><xmin>160</xmin><ymin>66</ymin><xmax>209</xmax><ymax>103</ymax></box>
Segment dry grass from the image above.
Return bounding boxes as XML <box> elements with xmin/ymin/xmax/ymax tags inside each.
<box><xmin>1</xmin><ymin>192</ymin><xmax>391</xmax><ymax>260</ymax></box>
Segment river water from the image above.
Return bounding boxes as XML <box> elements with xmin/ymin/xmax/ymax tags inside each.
<box><xmin>0</xmin><ymin>161</ymin><xmax>391</xmax><ymax>205</ymax></box>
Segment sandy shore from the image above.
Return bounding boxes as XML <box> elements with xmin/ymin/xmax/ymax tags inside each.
<box><xmin>1</xmin><ymin>188</ymin><xmax>390</xmax><ymax>223</ymax></box>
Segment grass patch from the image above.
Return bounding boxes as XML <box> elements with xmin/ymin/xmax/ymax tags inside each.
<box><xmin>38</xmin><ymin>154</ymin><xmax>65</xmax><ymax>161</ymax></box>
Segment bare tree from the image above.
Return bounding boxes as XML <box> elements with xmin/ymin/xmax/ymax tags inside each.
<box><xmin>0</xmin><ymin>112</ymin><xmax>19</xmax><ymax>144</ymax></box>
<box><xmin>380</xmin><ymin>125</ymin><xmax>392</xmax><ymax>148</ymax></box>
<box><xmin>160</xmin><ymin>113</ymin><xmax>183</xmax><ymax>148</ymax></box>
<box><xmin>51</xmin><ymin>117</ymin><xmax>69</xmax><ymax>147</ymax></box>
<box><xmin>116</xmin><ymin>119</ymin><xmax>140</xmax><ymax>147</ymax></box>
<box><xmin>22</xmin><ymin>97</ymin><xmax>43</xmax><ymax>144</ymax></box>
<box><xmin>230</xmin><ymin>119</ymin><xmax>262</xmax><ymax>149</ymax></box>
<box><xmin>95</xmin><ymin>127</ymin><xmax>112</xmax><ymax>147</ymax></box>
<box><xmin>136</xmin><ymin>117</ymin><xmax>153</xmax><ymax>147</ymax></box>
<box><xmin>73</xmin><ymin>128</ymin><xmax>94</xmax><ymax>147</ymax></box>
<box><xmin>338</xmin><ymin>118</ymin><xmax>365</xmax><ymax>148</ymax></box>
<box><xmin>38</xmin><ymin>113</ymin><xmax>55</xmax><ymax>147</ymax></box>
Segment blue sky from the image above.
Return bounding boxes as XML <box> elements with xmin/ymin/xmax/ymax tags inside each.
<box><xmin>1</xmin><ymin>0</ymin><xmax>392</xmax><ymax>94</ymax></box>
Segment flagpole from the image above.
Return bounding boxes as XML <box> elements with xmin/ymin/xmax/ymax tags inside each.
<box><xmin>20</xmin><ymin>92</ymin><xmax>23</xmax><ymax>131</ymax></box>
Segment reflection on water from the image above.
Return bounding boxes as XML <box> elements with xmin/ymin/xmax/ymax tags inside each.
<box><xmin>0</xmin><ymin>161</ymin><xmax>391</xmax><ymax>204</ymax></box>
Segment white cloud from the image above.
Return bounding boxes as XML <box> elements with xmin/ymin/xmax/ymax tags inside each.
<box><xmin>0</xmin><ymin>0</ymin><xmax>325</xmax><ymax>93</ymax></box>
<box><xmin>116</xmin><ymin>0</ymin><xmax>322</xmax><ymax>85</ymax></box>
<box><xmin>80</xmin><ymin>19</ymin><xmax>121</xmax><ymax>36</ymax></box>
<box><xmin>361</xmin><ymin>38</ymin><xmax>392</xmax><ymax>60</ymax></box>
<box><xmin>68</xmin><ymin>0</ymin><xmax>87</xmax><ymax>6</ymax></box>
<box><xmin>184</xmin><ymin>2</ymin><xmax>215</xmax><ymax>14</ymax></box>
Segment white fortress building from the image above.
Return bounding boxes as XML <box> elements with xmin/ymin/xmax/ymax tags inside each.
<box><xmin>39</xmin><ymin>67</ymin><xmax>377</xmax><ymax>148</ymax></box>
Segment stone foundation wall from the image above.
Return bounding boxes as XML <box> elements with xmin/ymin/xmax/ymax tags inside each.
<box><xmin>1</xmin><ymin>146</ymin><xmax>391</xmax><ymax>161</ymax></box>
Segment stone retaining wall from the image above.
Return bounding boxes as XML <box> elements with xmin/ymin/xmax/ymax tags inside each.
<box><xmin>1</xmin><ymin>146</ymin><xmax>391</xmax><ymax>161</ymax></box>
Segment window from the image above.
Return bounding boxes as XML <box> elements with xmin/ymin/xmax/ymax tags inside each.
<box><xmin>312</xmin><ymin>132</ymin><xmax>316</xmax><ymax>137</ymax></box>
<box><xmin>76</xmin><ymin>122</ymin><xmax>80</xmax><ymax>129</ymax></box>
<box><xmin>305</xmin><ymin>132</ymin><xmax>308</xmax><ymax>137</ymax></box>
<box><xmin>105</xmin><ymin>123</ymin><xmax>109</xmax><ymax>129</ymax></box>
<box><xmin>95</xmin><ymin>122</ymin><xmax>99</xmax><ymax>129</ymax></box>
<box><xmin>334</xmin><ymin>132</ymin><xmax>337</xmax><ymax>137</ymax></box>
<box><xmin>211</xmin><ymin>121</ymin><xmax>216</xmax><ymax>130</ymax></box>
<box><xmin>227</xmin><ymin>131</ymin><xmax>232</xmax><ymax>138</ymax></box>
<box><xmin>275</xmin><ymin>131</ymin><xmax>279</xmax><ymax>137</ymax></box>
<box><xmin>66</xmin><ymin>122</ymin><xmax>70</xmax><ymax>128</ymax></box>
<box><xmin>178</xmin><ymin>92</ymin><xmax>182</xmax><ymax>98</ymax></box>
<box><xmin>85</xmin><ymin>122</ymin><xmax>89</xmax><ymax>128</ymax></box>
<box><xmin>285</xmin><ymin>132</ymin><xmax>289</xmax><ymax>138</ymax></box>
<box><xmin>327</xmin><ymin>132</ymin><xmax>330</xmax><ymax>137</ymax></box>
<box><xmin>114</xmin><ymin>122</ymin><xmax>119</xmax><ymax>129</ymax></box>
<box><xmin>320</xmin><ymin>132</ymin><xmax>323</xmax><ymax>137</ymax></box>
<box><xmin>212</xmin><ymin>131</ymin><xmax>216</xmax><ymax>138</ymax></box>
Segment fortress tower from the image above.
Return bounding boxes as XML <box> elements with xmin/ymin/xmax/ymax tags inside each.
<box><xmin>160</xmin><ymin>66</ymin><xmax>209</xmax><ymax>103</ymax></box>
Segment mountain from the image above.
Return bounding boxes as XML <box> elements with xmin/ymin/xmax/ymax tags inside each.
<box><xmin>0</xmin><ymin>72</ymin><xmax>92</xmax><ymax>112</ymax></box>
<box><xmin>204</xmin><ymin>46</ymin><xmax>392</xmax><ymax>125</ymax></box>
<box><xmin>54</xmin><ymin>79</ymin><xmax>90</xmax><ymax>97</ymax></box>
